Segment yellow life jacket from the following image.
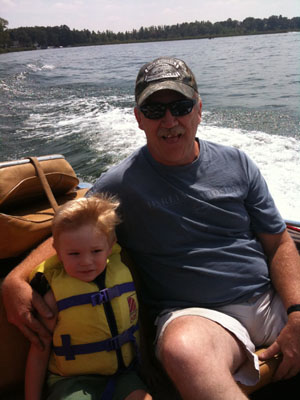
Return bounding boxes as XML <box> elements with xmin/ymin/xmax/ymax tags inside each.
<box><xmin>31</xmin><ymin>244</ymin><xmax>139</xmax><ymax>376</ymax></box>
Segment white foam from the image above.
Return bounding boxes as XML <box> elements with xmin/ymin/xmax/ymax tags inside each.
<box><xmin>0</xmin><ymin>80</ymin><xmax>10</xmax><ymax>91</ymax></box>
<box><xmin>93</xmin><ymin>106</ymin><xmax>146</xmax><ymax>156</ymax></box>
<box><xmin>41</xmin><ymin>64</ymin><xmax>55</xmax><ymax>70</ymax></box>
<box><xmin>26</xmin><ymin>63</ymin><xmax>55</xmax><ymax>72</ymax></box>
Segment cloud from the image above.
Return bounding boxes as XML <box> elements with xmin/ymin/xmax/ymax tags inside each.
<box><xmin>53</xmin><ymin>0</ymin><xmax>83</xmax><ymax>11</ymax></box>
<box><xmin>0</xmin><ymin>0</ymin><xmax>17</xmax><ymax>7</ymax></box>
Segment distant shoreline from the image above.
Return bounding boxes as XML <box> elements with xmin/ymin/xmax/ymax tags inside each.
<box><xmin>1</xmin><ymin>29</ymin><xmax>299</xmax><ymax>55</ymax></box>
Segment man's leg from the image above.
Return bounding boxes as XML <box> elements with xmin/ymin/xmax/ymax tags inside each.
<box><xmin>158</xmin><ymin>315</ymin><xmax>249</xmax><ymax>400</ymax></box>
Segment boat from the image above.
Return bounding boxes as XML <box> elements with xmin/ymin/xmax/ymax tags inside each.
<box><xmin>0</xmin><ymin>154</ymin><xmax>299</xmax><ymax>399</ymax></box>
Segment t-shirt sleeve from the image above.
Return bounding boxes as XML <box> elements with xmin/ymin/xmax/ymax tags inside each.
<box><xmin>86</xmin><ymin>169</ymin><xmax>119</xmax><ymax>198</ymax></box>
<box><xmin>243</xmin><ymin>152</ymin><xmax>285</xmax><ymax>233</ymax></box>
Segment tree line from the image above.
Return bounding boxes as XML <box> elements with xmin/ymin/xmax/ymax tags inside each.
<box><xmin>0</xmin><ymin>15</ymin><xmax>299</xmax><ymax>51</ymax></box>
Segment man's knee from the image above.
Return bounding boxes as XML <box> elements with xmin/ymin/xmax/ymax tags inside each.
<box><xmin>157</xmin><ymin>315</ymin><xmax>246</xmax><ymax>375</ymax></box>
<box><xmin>158</xmin><ymin>316</ymin><xmax>211</xmax><ymax>370</ymax></box>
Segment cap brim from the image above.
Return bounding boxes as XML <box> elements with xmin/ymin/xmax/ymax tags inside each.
<box><xmin>137</xmin><ymin>81</ymin><xmax>197</xmax><ymax>106</ymax></box>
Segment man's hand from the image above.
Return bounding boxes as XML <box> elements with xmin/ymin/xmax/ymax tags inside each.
<box><xmin>259</xmin><ymin>313</ymin><xmax>300</xmax><ymax>381</ymax></box>
<box><xmin>258</xmin><ymin>230</ymin><xmax>300</xmax><ymax>381</ymax></box>
<box><xmin>2</xmin><ymin>275</ymin><xmax>53</xmax><ymax>350</ymax></box>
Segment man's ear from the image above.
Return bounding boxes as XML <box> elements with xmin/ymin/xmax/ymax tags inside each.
<box><xmin>134</xmin><ymin>106</ymin><xmax>144</xmax><ymax>130</ymax></box>
<box><xmin>197</xmin><ymin>99</ymin><xmax>203</xmax><ymax>124</ymax></box>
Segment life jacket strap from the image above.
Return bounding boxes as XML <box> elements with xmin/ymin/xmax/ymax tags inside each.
<box><xmin>56</xmin><ymin>282</ymin><xmax>135</xmax><ymax>311</ymax></box>
<box><xmin>53</xmin><ymin>323</ymin><xmax>139</xmax><ymax>361</ymax></box>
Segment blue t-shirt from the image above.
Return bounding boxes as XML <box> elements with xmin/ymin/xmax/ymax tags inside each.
<box><xmin>89</xmin><ymin>139</ymin><xmax>285</xmax><ymax>316</ymax></box>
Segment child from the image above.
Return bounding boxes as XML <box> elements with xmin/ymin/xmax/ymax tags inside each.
<box><xmin>25</xmin><ymin>195</ymin><xmax>152</xmax><ymax>400</ymax></box>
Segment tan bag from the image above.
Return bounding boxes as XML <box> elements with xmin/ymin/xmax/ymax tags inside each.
<box><xmin>0</xmin><ymin>155</ymin><xmax>88</xmax><ymax>259</ymax></box>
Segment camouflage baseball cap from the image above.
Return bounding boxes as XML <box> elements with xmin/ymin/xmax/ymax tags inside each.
<box><xmin>135</xmin><ymin>57</ymin><xmax>198</xmax><ymax>106</ymax></box>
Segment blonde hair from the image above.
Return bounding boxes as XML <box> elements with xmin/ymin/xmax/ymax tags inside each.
<box><xmin>52</xmin><ymin>194</ymin><xmax>120</xmax><ymax>248</ymax></box>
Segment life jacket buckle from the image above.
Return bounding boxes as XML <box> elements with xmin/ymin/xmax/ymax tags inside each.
<box><xmin>91</xmin><ymin>288</ymin><xmax>110</xmax><ymax>305</ymax></box>
<box><xmin>107</xmin><ymin>335</ymin><xmax>122</xmax><ymax>351</ymax></box>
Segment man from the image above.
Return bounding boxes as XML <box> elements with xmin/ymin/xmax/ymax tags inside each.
<box><xmin>3</xmin><ymin>57</ymin><xmax>300</xmax><ymax>400</ymax></box>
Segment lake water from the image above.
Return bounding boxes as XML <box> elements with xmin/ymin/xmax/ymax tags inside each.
<box><xmin>0</xmin><ymin>32</ymin><xmax>299</xmax><ymax>221</ymax></box>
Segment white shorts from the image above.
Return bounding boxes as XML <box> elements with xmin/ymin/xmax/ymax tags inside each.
<box><xmin>155</xmin><ymin>288</ymin><xmax>287</xmax><ymax>386</ymax></box>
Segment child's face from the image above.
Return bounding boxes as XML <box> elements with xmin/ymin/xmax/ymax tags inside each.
<box><xmin>56</xmin><ymin>224</ymin><xmax>114</xmax><ymax>282</ymax></box>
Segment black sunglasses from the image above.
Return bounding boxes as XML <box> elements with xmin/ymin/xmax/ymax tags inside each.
<box><xmin>139</xmin><ymin>99</ymin><xmax>196</xmax><ymax>120</ymax></box>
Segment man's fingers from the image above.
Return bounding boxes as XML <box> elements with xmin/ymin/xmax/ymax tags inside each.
<box><xmin>259</xmin><ymin>341</ymin><xmax>300</xmax><ymax>381</ymax></box>
<box><xmin>11</xmin><ymin>290</ymin><xmax>53</xmax><ymax>348</ymax></box>
<box><xmin>273</xmin><ymin>358</ymin><xmax>299</xmax><ymax>381</ymax></box>
<box><xmin>259</xmin><ymin>341</ymin><xmax>281</xmax><ymax>361</ymax></box>
<box><xmin>2</xmin><ymin>276</ymin><xmax>53</xmax><ymax>349</ymax></box>
<box><xmin>20</xmin><ymin>312</ymin><xmax>52</xmax><ymax>349</ymax></box>
<box><xmin>32</xmin><ymin>290</ymin><xmax>53</xmax><ymax>319</ymax></box>
<box><xmin>21</xmin><ymin>324</ymin><xmax>44</xmax><ymax>350</ymax></box>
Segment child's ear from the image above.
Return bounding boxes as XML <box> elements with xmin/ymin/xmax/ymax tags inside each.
<box><xmin>53</xmin><ymin>241</ymin><xmax>62</xmax><ymax>261</ymax></box>
<box><xmin>108</xmin><ymin>239</ymin><xmax>117</xmax><ymax>255</ymax></box>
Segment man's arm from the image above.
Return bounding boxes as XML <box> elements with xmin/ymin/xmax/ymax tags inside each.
<box><xmin>258</xmin><ymin>229</ymin><xmax>300</xmax><ymax>380</ymax></box>
<box><xmin>2</xmin><ymin>236</ymin><xmax>55</xmax><ymax>349</ymax></box>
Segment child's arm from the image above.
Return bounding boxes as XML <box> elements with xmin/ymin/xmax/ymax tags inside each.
<box><xmin>25</xmin><ymin>340</ymin><xmax>52</xmax><ymax>400</ymax></box>
<box><xmin>25</xmin><ymin>289</ymin><xmax>57</xmax><ymax>400</ymax></box>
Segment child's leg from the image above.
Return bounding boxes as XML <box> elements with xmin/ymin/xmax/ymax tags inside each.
<box><xmin>46</xmin><ymin>374</ymin><xmax>108</xmax><ymax>399</ymax></box>
<box><xmin>124</xmin><ymin>389</ymin><xmax>152</xmax><ymax>400</ymax></box>
<box><xmin>114</xmin><ymin>371</ymin><xmax>152</xmax><ymax>400</ymax></box>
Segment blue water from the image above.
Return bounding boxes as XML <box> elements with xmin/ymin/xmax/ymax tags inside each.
<box><xmin>0</xmin><ymin>32</ymin><xmax>299</xmax><ymax>220</ymax></box>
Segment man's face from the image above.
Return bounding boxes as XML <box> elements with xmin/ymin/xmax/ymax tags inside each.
<box><xmin>134</xmin><ymin>90</ymin><xmax>202</xmax><ymax>166</ymax></box>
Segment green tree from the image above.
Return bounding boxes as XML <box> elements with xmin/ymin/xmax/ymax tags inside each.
<box><xmin>3</xmin><ymin>15</ymin><xmax>299</xmax><ymax>51</ymax></box>
<box><xmin>266</xmin><ymin>15</ymin><xmax>280</xmax><ymax>30</ymax></box>
<box><xmin>58</xmin><ymin>25</ymin><xmax>73</xmax><ymax>46</ymax></box>
<box><xmin>0</xmin><ymin>17</ymin><xmax>9</xmax><ymax>48</ymax></box>
<box><xmin>290</xmin><ymin>17</ymin><xmax>300</xmax><ymax>29</ymax></box>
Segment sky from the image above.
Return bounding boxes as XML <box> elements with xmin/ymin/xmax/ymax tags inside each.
<box><xmin>1</xmin><ymin>0</ymin><xmax>299</xmax><ymax>32</ymax></box>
